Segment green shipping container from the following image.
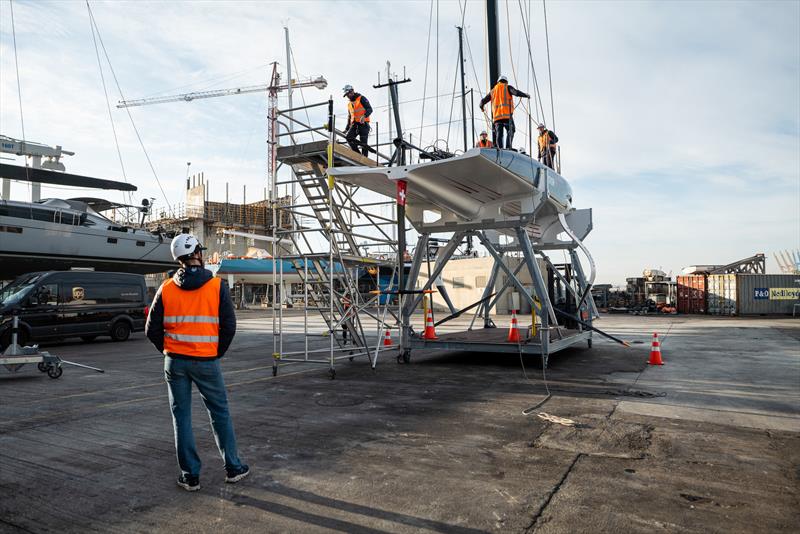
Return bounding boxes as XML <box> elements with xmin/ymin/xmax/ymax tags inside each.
<box><xmin>736</xmin><ymin>274</ymin><xmax>800</xmax><ymax>315</ymax></box>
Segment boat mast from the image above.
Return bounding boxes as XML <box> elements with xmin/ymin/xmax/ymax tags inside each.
<box><xmin>486</xmin><ymin>0</ymin><xmax>501</xmax><ymax>86</ymax></box>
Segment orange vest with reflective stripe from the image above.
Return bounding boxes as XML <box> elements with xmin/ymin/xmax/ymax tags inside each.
<box><xmin>477</xmin><ymin>139</ymin><xmax>493</xmax><ymax>148</ymax></box>
<box><xmin>348</xmin><ymin>95</ymin><xmax>370</xmax><ymax>124</ymax></box>
<box><xmin>161</xmin><ymin>277</ymin><xmax>221</xmax><ymax>358</ymax></box>
<box><xmin>490</xmin><ymin>83</ymin><xmax>513</xmax><ymax>121</ymax></box>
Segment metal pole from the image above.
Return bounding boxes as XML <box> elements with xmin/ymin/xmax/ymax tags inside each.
<box><xmin>470</xmin><ymin>88</ymin><xmax>476</xmax><ymax>145</ymax></box>
<box><xmin>486</xmin><ymin>0</ymin><xmax>501</xmax><ymax>86</ymax></box>
<box><xmin>457</xmin><ymin>26</ymin><xmax>468</xmax><ymax>152</ymax></box>
<box><xmin>327</xmin><ymin>98</ymin><xmax>336</xmax><ymax>377</ymax></box>
<box><xmin>304</xmin><ymin>260</ymin><xmax>309</xmax><ymax>360</ymax></box>
<box><xmin>284</xmin><ymin>26</ymin><xmax>297</xmax><ymax>240</ymax></box>
<box><xmin>269</xmin><ymin>63</ymin><xmax>280</xmax><ymax>376</ymax></box>
<box><xmin>386</xmin><ymin>61</ymin><xmax>392</xmax><ymax>149</ymax></box>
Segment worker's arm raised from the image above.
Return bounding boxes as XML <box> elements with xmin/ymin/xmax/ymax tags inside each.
<box><xmin>508</xmin><ymin>86</ymin><xmax>530</xmax><ymax>98</ymax></box>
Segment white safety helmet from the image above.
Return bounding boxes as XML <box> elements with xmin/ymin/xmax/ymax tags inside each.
<box><xmin>480</xmin><ymin>130</ymin><xmax>488</xmax><ymax>136</ymax></box>
<box><xmin>170</xmin><ymin>234</ymin><xmax>205</xmax><ymax>261</ymax></box>
<box><xmin>342</xmin><ymin>84</ymin><xmax>354</xmax><ymax>95</ymax></box>
<box><xmin>537</xmin><ymin>123</ymin><xmax>546</xmax><ymax>130</ymax></box>
<box><xmin>497</xmin><ymin>75</ymin><xmax>508</xmax><ymax>83</ymax></box>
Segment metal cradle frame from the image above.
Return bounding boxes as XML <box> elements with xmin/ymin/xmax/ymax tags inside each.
<box><xmin>399</xmin><ymin>210</ymin><xmax>596</xmax><ymax>369</ymax></box>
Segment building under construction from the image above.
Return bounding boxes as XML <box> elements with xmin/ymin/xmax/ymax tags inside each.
<box><xmin>146</xmin><ymin>174</ymin><xmax>293</xmax><ymax>260</ymax></box>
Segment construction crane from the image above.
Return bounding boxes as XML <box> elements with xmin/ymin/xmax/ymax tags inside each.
<box><xmin>116</xmin><ymin>66</ymin><xmax>327</xmax><ymax>202</ymax></box>
<box><xmin>0</xmin><ymin>135</ymin><xmax>75</xmax><ymax>201</ymax></box>
<box><xmin>116</xmin><ymin>76</ymin><xmax>327</xmax><ymax>108</ymax></box>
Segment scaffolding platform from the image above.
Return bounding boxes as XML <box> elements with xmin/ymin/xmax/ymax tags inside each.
<box><xmin>276</xmin><ymin>140</ymin><xmax>378</xmax><ymax>170</ymax></box>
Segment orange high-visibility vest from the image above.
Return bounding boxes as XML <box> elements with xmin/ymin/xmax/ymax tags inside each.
<box><xmin>161</xmin><ymin>277</ymin><xmax>221</xmax><ymax>357</ymax></box>
<box><xmin>348</xmin><ymin>95</ymin><xmax>370</xmax><ymax>124</ymax></box>
<box><xmin>477</xmin><ymin>139</ymin><xmax>493</xmax><ymax>148</ymax></box>
<box><xmin>490</xmin><ymin>83</ymin><xmax>513</xmax><ymax>121</ymax></box>
<box><xmin>538</xmin><ymin>131</ymin><xmax>554</xmax><ymax>154</ymax></box>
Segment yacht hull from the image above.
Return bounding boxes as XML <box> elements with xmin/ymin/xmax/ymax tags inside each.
<box><xmin>0</xmin><ymin>215</ymin><xmax>172</xmax><ymax>279</ymax></box>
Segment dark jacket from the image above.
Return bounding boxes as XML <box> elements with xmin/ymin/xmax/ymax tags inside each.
<box><xmin>479</xmin><ymin>83</ymin><xmax>530</xmax><ymax>112</ymax></box>
<box><xmin>145</xmin><ymin>266</ymin><xmax>236</xmax><ymax>360</ymax></box>
<box><xmin>345</xmin><ymin>93</ymin><xmax>373</xmax><ymax>129</ymax></box>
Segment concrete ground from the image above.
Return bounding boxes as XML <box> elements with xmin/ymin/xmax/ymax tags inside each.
<box><xmin>0</xmin><ymin>312</ymin><xmax>798</xmax><ymax>533</ymax></box>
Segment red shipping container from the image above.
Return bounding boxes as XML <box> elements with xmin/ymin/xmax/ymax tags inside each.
<box><xmin>677</xmin><ymin>275</ymin><xmax>707</xmax><ymax>314</ymax></box>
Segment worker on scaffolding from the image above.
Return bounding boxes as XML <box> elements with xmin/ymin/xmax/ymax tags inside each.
<box><xmin>479</xmin><ymin>75</ymin><xmax>529</xmax><ymax>149</ymax></box>
<box><xmin>342</xmin><ymin>84</ymin><xmax>372</xmax><ymax>156</ymax></box>
<box><xmin>537</xmin><ymin>123</ymin><xmax>559</xmax><ymax>169</ymax></box>
<box><xmin>475</xmin><ymin>130</ymin><xmax>493</xmax><ymax>148</ymax></box>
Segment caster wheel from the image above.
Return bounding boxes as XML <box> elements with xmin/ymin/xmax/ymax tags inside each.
<box><xmin>328</xmin><ymin>369</ymin><xmax>336</xmax><ymax>380</ymax></box>
<box><xmin>396</xmin><ymin>354</ymin><xmax>403</xmax><ymax>364</ymax></box>
<box><xmin>402</xmin><ymin>351</ymin><xmax>411</xmax><ymax>364</ymax></box>
<box><xmin>47</xmin><ymin>365</ymin><xmax>63</xmax><ymax>379</ymax></box>
<box><xmin>348</xmin><ymin>356</ymin><xmax>354</xmax><ymax>362</ymax></box>
<box><xmin>272</xmin><ymin>367</ymin><xmax>278</xmax><ymax>377</ymax></box>
<box><xmin>587</xmin><ymin>339</ymin><xmax>593</xmax><ymax>348</ymax></box>
<box><xmin>38</xmin><ymin>362</ymin><xmax>48</xmax><ymax>373</ymax></box>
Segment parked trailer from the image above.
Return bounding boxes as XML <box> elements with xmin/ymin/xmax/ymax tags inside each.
<box><xmin>708</xmin><ymin>274</ymin><xmax>737</xmax><ymax>315</ymax></box>
<box><xmin>736</xmin><ymin>274</ymin><xmax>800</xmax><ymax>315</ymax></box>
<box><xmin>677</xmin><ymin>275</ymin><xmax>707</xmax><ymax>314</ymax></box>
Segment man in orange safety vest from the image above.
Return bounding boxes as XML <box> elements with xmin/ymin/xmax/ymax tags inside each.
<box><xmin>479</xmin><ymin>75</ymin><xmax>530</xmax><ymax>149</ymax></box>
<box><xmin>146</xmin><ymin>234</ymin><xmax>249</xmax><ymax>492</ymax></box>
<box><xmin>476</xmin><ymin>130</ymin><xmax>494</xmax><ymax>148</ymax></box>
<box><xmin>343</xmin><ymin>84</ymin><xmax>373</xmax><ymax>156</ymax></box>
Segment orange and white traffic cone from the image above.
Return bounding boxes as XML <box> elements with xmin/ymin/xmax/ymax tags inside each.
<box><xmin>507</xmin><ymin>309</ymin><xmax>521</xmax><ymax>342</ymax></box>
<box><xmin>648</xmin><ymin>332</ymin><xmax>664</xmax><ymax>365</ymax></box>
<box><xmin>421</xmin><ymin>299</ymin><xmax>438</xmax><ymax>340</ymax></box>
<box><xmin>383</xmin><ymin>328</ymin><xmax>392</xmax><ymax>346</ymax></box>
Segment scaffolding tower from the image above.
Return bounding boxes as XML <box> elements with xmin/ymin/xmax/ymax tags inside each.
<box><xmin>270</xmin><ymin>99</ymin><xmax>399</xmax><ymax>378</ymax></box>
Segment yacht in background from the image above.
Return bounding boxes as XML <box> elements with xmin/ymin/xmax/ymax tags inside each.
<box><xmin>0</xmin><ymin>136</ymin><xmax>173</xmax><ymax>280</ymax></box>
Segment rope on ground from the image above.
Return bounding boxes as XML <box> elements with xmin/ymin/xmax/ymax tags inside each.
<box><xmin>536</xmin><ymin>412</ymin><xmax>577</xmax><ymax>426</ymax></box>
<box><xmin>516</xmin><ymin>330</ymin><xmax>552</xmax><ymax>414</ymax></box>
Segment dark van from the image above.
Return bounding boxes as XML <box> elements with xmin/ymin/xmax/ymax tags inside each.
<box><xmin>0</xmin><ymin>271</ymin><xmax>149</xmax><ymax>350</ymax></box>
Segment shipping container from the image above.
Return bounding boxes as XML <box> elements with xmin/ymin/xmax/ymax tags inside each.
<box><xmin>677</xmin><ymin>275</ymin><xmax>707</xmax><ymax>314</ymax></box>
<box><xmin>708</xmin><ymin>274</ymin><xmax>738</xmax><ymax>315</ymax></box>
<box><xmin>736</xmin><ymin>274</ymin><xmax>800</xmax><ymax>315</ymax></box>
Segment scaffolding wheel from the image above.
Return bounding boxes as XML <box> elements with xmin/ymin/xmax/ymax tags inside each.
<box><xmin>587</xmin><ymin>339</ymin><xmax>593</xmax><ymax>349</ymax></box>
<box><xmin>47</xmin><ymin>365</ymin><xmax>63</xmax><ymax>379</ymax></box>
<box><xmin>328</xmin><ymin>368</ymin><xmax>336</xmax><ymax>380</ymax></box>
<box><xmin>37</xmin><ymin>362</ymin><xmax>48</xmax><ymax>373</ymax></box>
<box><xmin>272</xmin><ymin>366</ymin><xmax>278</xmax><ymax>377</ymax></box>
<box><xmin>402</xmin><ymin>350</ymin><xmax>411</xmax><ymax>364</ymax></box>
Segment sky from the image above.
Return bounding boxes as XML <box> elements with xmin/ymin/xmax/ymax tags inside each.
<box><xmin>1</xmin><ymin>0</ymin><xmax>798</xmax><ymax>285</ymax></box>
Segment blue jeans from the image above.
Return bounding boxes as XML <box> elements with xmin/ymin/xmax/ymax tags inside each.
<box><xmin>164</xmin><ymin>357</ymin><xmax>243</xmax><ymax>477</ymax></box>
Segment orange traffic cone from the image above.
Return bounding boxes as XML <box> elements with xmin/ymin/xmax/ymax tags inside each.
<box><xmin>383</xmin><ymin>328</ymin><xmax>392</xmax><ymax>346</ymax></box>
<box><xmin>422</xmin><ymin>300</ymin><xmax>438</xmax><ymax>340</ymax></box>
<box><xmin>648</xmin><ymin>332</ymin><xmax>664</xmax><ymax>365</ymax></box>
<box><xmin>507</xmin><ymin>309</ymin><xmax>521</xmax><ymax>342</ymax></box>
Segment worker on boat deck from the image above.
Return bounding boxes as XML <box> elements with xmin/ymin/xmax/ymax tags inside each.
<box><xmin>145</xmin><ymin>234</ymin><xmax>249</xmax><ymax>492</ymax></box>
<box><xmin>343</xmin><ymin>84</ymin><xmax>372</xmax><ymax>156</ymax></box>
<box><xmin>476</xmin><ymin>130</ymin><xmax>493</xmax><ymax>148</ymax></box>
<box><xmin>537</xmin><ymin>123</ymin><xmax>559</xmax><ymax>169</ymax></box>
<box><xmin>479</xmin><ymin>75</ymin><xmax>529</xmax><ymax>149</ymax></box>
